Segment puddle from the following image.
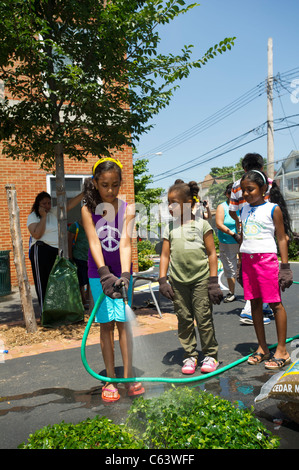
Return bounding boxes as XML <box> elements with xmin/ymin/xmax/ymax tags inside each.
<box><xmin>0</xmin><ymin>386</ymin><xmax>104</xmax><ymax>416</ymax></box>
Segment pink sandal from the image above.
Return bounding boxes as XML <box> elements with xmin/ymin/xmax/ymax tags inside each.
<box><xmin>102</xmin><ymin>383</ymin><xmax>120</xmax><ymax>403</ymax></box>
<box><xmin>126</xmin><ymin>382</ymin><xmax>145</xmax><ymax>397</ymax></box>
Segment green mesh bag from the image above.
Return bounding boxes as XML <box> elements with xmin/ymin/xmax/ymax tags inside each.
<box><xmin>42</xmin><ymin>256</ymin><xmax>84</xmax><ymax>327</ymax></box>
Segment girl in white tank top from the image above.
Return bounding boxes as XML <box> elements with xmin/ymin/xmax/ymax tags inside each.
<box><xmin>239</xmin><ymin>170</ymin><xmax>293</xmax><ymax>370</ymax></box>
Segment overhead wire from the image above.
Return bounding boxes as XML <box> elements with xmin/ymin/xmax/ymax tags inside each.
<box><xmin>151</xmin><ymin>126</ymin><xmax>258</xmax><ymax>180</ymax></box>
<box><xmin>152</xmin><ymin>120</ymin><xmax>299</xmax><ymax>183</ymax></box>
<box><xmin>140</xmin><ymin>81</ymin><xmax>266</xmax><ymax>155</ymax></box>
<box><xmin>136</xmin><ymin>66</ymin><xmax>299</xmax><ymax>165</ymax></box>
<box><xmin>274</xmin><ymin>80</ymin><xmax>298</xmax><ymax>150</ymax></box>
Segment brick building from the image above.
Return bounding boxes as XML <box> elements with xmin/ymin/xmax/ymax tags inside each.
<box><xmin>0</xmin><ymin>145</ymin><xmax>137</xmax><ymax>288</ymax></box>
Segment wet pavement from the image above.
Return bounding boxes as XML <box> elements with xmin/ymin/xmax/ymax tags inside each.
<box><xmin>0</xmin><ymin>262</ymin><xmax>299</xmax><ymax>449</ymax></box>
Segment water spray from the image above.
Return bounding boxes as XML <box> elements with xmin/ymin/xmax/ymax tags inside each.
<box><xmin>81</xmin><ymin>291</ymin><xmax>299</xmax><ymax>385</ymax></box>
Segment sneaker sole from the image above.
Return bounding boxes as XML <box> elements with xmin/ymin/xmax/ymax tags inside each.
<box><xmin>240</xmin><ymin>317</ymin><xmax>253</xmax><ymax>324</ymax></box>
<box><xmin>201</xmin><ymin>364</ymin><xmax>219</xmax><ymax>374</ymax></box>
<box><xmin>182</xmin><ymin>369</ymin><xmax>196</xmax><ymax>375</ymax></box>
<box><xmin>240</xmin><ymin>317</ymin><xmax>270</xmax><ymax>325</ymax></box>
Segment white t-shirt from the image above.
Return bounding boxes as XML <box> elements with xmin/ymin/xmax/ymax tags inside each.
<box><xmin>240</xmin><ymin>201</ymin><xmax>277</xmax><ymax>254</ymax></box>
<box><xmin>27</xmin><ymin>207</ymin><xmax>58</xmax><ymax>248</ymax></box>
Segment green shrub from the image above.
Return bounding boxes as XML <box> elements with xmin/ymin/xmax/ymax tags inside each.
<box><xmin>126</xmin><ymin>387</ymin><xmax>280</xmax><ymax>449</ymax></box>
<box><xmin>19</xmin><ymin>416</ymin><xmax>144</xmax><ymax>450</ymax></box>
<box><xmin>288</xmin><ymin>237</ymin><xmax>299</xmax><ymax>260</ymax></box>
<box><xmin>137</xmin><ymin>240</ymin><xmax>155</xmax><ymax>271</ymax></box>
<box><xmin>19</xmin><ymin>387</ymin><xmax>280</xmax><ymax>450</ymax></box>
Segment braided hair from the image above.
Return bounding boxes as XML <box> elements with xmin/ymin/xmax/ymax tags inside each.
<box><xmin>169</xmin><ymin>179</ymin><xmax>199</xmax><ymax>208</ymax></box>
<box><xmin>270</xmin><ymin>180</ymin><xmax>293</xmax><ymax>239</ymax></box>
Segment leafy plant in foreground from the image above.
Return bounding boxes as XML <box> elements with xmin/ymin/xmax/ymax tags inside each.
<box><xmin>19</xmin><ymin>416</ymin><xmax>144</xmax><ymax>449</ymax></box>
<box><xmin>126</xmin><ymin>387</ymin><xmax>280</xmax><ymax>449</ymax></box>
<box><xmin>19</xmin><ymin>387</ymin><xmax>280</xmax><ymax>449</ymax></box>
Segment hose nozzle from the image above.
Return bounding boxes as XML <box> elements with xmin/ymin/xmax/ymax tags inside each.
<box><xmin>121</xmin><ymin>282</ymin><xmax>128</xmax><ymax>305</ymax></box>
<box><xmin>114</xmin><ymin>280</ymin><xmax>128</xmax><ymax>304</ymax></box>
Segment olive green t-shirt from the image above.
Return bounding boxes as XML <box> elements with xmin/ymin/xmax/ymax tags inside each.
<box><xmin>163</xmin><ymin>218</ymin><xmax>213</xmax><ymax>284</ymax></box>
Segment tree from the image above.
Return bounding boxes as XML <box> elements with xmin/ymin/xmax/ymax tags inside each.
<box><xmin>134</xmin><ymin>158</ymin><xmax>163</xmax><ymax>208</ymax></box>
<box><xmin>133</xmin><ymin>157</ymin><xmax>163</xmax><ymax>238</ymax></box>
<box><xmin>0</xmin><ymin>0</ymin><xmax>235</xmax><ymax>255</ymax></box>
<box><xmin>206</xmin><ymin>159</ymin><xmax>243</xmax><ymax>207</ymax></box>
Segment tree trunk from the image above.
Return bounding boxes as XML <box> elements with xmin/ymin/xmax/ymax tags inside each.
<box><xmin>5</xmin><ymin>185</ymin><xmax>38</xmax><ymax>333</ymax></box>
<box><xmin>54</xmin><ymin>143</ymin><xmax>69</xmax><ymax>258</ymax></box>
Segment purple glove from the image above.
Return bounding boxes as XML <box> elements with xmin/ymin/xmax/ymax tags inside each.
<box><xmin>158</xmin><ymin>277</ymin><xmax>174</xmax><ymax>301</ymax></box>
<box><xmin>98</xmin><ymin>266</ymin><xmax>121</xmax><ymax>299</ymax></box>
<box><xmin>279</xmin><ymin>263</ymin><xmax>293</xmax><ymax>291</ymax></box>
<box><xmin>208</xmin><ymin>276</ymin><xmax>223</xmax><ymax>304</ymax></box>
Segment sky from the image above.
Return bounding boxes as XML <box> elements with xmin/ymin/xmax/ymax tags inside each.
<box><xmin>133</xmin><ymin>0</ymin><xmax>299</xmax><ymax>192</ymax></box>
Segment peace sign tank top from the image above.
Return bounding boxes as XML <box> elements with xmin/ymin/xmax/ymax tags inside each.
<box><xmin>88</xmin><ymin>199</ymin><xmax>127</xmax><ymax>278</ymax></box>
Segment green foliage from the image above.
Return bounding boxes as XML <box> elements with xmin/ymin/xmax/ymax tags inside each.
<box><xmin>0</xmin><ymin>0</ymin><xmax>236</xmax><ymax>170</ymax></box>
<box><xmin>288</xmin><ymin>237</ymin><xmax>299</xmax><ymax>260</ymax></box>
<box><xmin>134</xmin><ymin>158</ymin><xmax>164</xmax><ymax>242</ymax></box>
<box><xmin>213</xmin><ymin>233</ymin><xmax>219</xmax><ymax>253</ymax></box>
<box><xmin>126</xmin><ymin>387</ymin><xmax>280</xmax><ymax>449</ymax></box>
<box><xmin>18</xmin><ymin>416</ymin><xmax>144</xmax><ymax>450</ymax></box>
<box><xmin>137</xmin><ymin>239</ymin><xmax>156</xmax><ymax>271</ymax></box>
<box><xmin>134</xmin><ymin>158</ymin><xmax>164</xmax><ymax>209</ymax></box>
<box><xmin>18</xmin><ymin>387</ymin><xmax>280</xmax><ymax>449</ymax></box>
<box><xmin>277</xmin><ymin>236</ymin><xmax>299</xmax><ymax>261</ymax></box>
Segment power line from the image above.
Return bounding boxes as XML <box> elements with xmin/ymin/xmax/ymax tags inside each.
<box><xmin>152</xmin><ymin>120</ymin><xmax>299</xmax><ymax>183</ymax></box>
<box><xmin>139</xmin><ymin>81</ymin><xmax>266</xmax><ymax>155</ymax></box>
<box><xmin>152</xmin><ymin>126</ymin><xmax>257</xmax><ymax>180</ymax></box>
<box><xmin>136</xmin><ymin>66</ymin><xmax>299</xmax><ymax>157</ymax></box>
<box><xmin>274</xmin><ymin>81</ymin><xmax>298</xmax><ymax>150</ymax></box>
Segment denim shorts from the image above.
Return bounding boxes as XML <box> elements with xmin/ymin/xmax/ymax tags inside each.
<box><xmin>242</xmin><ymin>252</ymin><xmax>281</xmax><ymax>303</ymax></box>
<box><xmin>89</xmin><ymin>277</ymin><xmax>133</xmax><ymax>323</ymax></box>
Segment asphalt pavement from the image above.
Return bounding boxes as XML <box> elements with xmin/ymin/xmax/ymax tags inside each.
<box><xmin>0</xmin><ymin>263</ymin><xmax>299</xmax><ymax>450</ymax></box>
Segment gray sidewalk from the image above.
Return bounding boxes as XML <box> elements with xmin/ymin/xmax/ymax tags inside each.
<box><xmin>0</xmin><ymin>264</ymin><xmax>299</xmax><ymax>449</ymax></box>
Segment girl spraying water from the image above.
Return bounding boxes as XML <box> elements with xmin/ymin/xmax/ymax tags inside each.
<box><xmin>239</xmin><ymin>170</ymin><xmax>293</xmax><ymax>369</ymax></box>
<box><xmin>159</xmin><ymin>180</ymin><xmax>223</xmax><ymax>375</ymax></box>
<box><xmin>82</xmin><ymin>157</ymin><xmax>144</xmax><ymax>402</ymax></box>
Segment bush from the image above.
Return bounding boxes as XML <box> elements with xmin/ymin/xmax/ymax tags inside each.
<box><xmin>126</xmin><ymin>387</ymin><xmax>280</xmax><ymax>449</ymax></box>
<box><xmin>18</xmin><ymin>416</ymin><xmax>144</xmax><ymax>450</ymax></box>
<box><xmin>288</xmin><ymin>236</ymin><xmax>299</xmax><ymax>260</ymax></box>
<box><xmin>19</xmin><ymin>387</ymin><xmax>280</xmax><ymax>450</ymax></box>
<box><xmin>137</xmin><ymin>240</ymin><xmax>155</xmax><ymax>271</ymax></box>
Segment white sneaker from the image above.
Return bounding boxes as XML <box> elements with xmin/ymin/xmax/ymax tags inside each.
<box><xmin>240</xmin><ymin>312</ymin><xmax>270</xmax><ymax>325</ymax></box>
<box><xmin>223</xmin><ymin>291</ymin><xmax>236</xmax><ymax>303</ymax></box>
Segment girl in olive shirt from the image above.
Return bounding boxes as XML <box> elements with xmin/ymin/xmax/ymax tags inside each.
<box><xmin>159</xmin><ymin>180</ymin><xmax>222</xmax><ymax>375</ymax></box>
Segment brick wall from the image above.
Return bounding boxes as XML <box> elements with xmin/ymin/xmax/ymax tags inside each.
<box><xmin>0</xmin><ymin>147</ymin><xmax>138</xmax><ymax>288</ymax></box>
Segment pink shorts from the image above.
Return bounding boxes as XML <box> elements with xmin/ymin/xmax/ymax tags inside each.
<box><xmin>242</xmin><ymin>253</ymin><xmax>281</xmax><ymax>303</ymax></box>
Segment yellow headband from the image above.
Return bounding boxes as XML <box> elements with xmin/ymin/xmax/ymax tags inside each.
<box><xmin>92</xmin><ymin>157</ymin><xmax>123</xmax><ymax>176</ymax></box>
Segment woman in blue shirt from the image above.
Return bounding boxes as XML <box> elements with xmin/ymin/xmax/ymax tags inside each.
<box><xmin>215</xmin><ymin>183</ymin><xmax>240</xmax><ymax>302</ymax></box>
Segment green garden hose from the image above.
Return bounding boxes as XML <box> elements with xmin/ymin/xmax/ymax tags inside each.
<box><xmin>81</xmin><ymin>292</ymin><xmax>299</xmax><ymax>384</ymax></box>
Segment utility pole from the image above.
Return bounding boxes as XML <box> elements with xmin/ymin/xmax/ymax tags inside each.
<box><xmin>267</xmin><ymin>37</ymin><xmax>274</xmax><ymax>179</ymax></box>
